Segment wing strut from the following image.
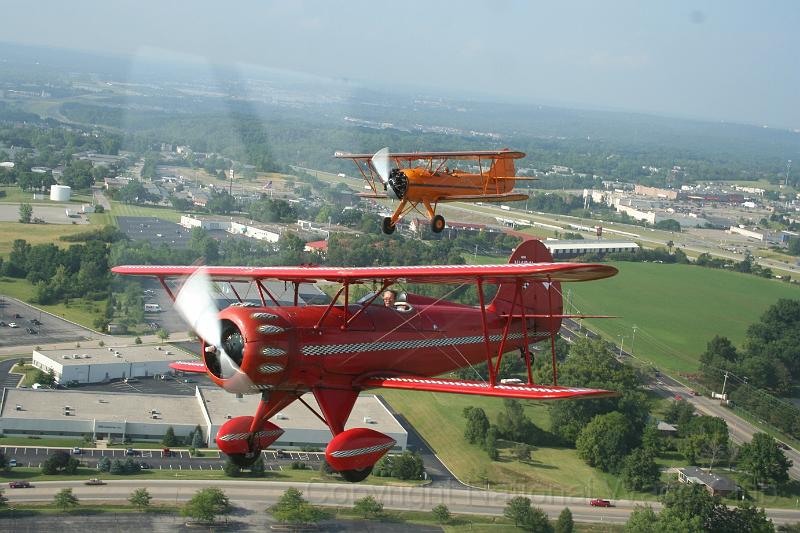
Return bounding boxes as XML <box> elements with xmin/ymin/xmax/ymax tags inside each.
<box><xmin>547</xmin><ymin>276</ymin><xmax>558</xmax><ymax>386</ymax></box>
<box><xmin>255</xmin><ymin>280</ymin><xmax>280</xmax><ymax>307</ymax></box>
<box><xmin>476</xmin><ymin>278</ymin><xmax>496</xmax><ymax>386</ymax></box>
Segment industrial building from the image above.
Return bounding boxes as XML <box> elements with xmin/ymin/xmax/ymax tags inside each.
<box><xmin>0</xmin><ymin>387</ymin><xmax>407</xmax><ymax>450</ymax></box>
<box><xmin>31</xmin><ymin>345</ymin><xmax>188</xmax><ymax>384</ymax></box>
<box><xmin>543</xmin><ymin>239</ymin><xmax>639</xmax><ymax>259</ymax></box>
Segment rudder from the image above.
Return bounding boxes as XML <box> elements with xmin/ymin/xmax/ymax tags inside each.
<box><xmin>488</xmin><ymin>239</ymin><xmax>562</xmax><ymax>333</ymax></box>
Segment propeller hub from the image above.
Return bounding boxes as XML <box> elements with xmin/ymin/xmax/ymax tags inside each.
<box><xmin>387</xmin><ymin>168</ymin><xmax>407</xmax><ymax>200</ymax></box>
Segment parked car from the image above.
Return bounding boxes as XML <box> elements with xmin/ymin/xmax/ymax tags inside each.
<box><xmin>590</xmin><ymin>499</ymin><xmax>613</xmax><ymax>507</ymax></box>
<box><xmin>13</xmin><ymin>313</ymin><xmax>22</xmax><ymax>319</ymax></box>
<box><xmin>139</xmin><ymin>462</ymin><xmax>151</xmax><ymax>470</ymax></box>
<box><xmin>162</xmin><ymin>448</ymin><xmax>172</xmax><ymax>457</ymax></box>
<box><xmin>0</xmin><ymin>321</ymin><xmax>6</xmax><ymax>327</ymax></box>
<box><xmin>8</xmin><ymin>322</ymin><xmax>18</xmax><ymax>328</ymax></box>
<box><xmin>8</xmin><ymin>459</ymin><xmax>17</xmax><ymax>467</ymax></box>
<box><xmin>9</xmin><ymin>480</ymin><xmax>31</xmax><ymax>488</ymax></box>
<box><xmin>85</xmin><ymin>478</ymin><xmax>105</xmax><ymax>485</ymax></box>
<box><xmin>125</xmin><ymin>448</ymin><xmax>140</xmax><ymax>456</ymax></box>
<box><xmin>72</xmin><ymin>447</ymin><xmax>82</xmax><ymax>455</ymax></box>
<box><xmin>31</xmin><ymin>318</ymin><xmax>42</xmax><ymax>325</ymax></box>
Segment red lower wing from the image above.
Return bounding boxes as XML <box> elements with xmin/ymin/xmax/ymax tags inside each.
<box><xmin>169</xmin><ymin>360</ymin><xmax>207</xmax><ymax>373</ymax></box>
<box><xmin>361</xmin><ymin>376</ymin><xmax>617</xmax><ymax>400</ymax></box>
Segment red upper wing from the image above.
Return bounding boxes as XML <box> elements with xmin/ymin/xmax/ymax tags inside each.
<box><xmin>112</xmin><ymin>262</ymin><xmax>618</xmax><ymax>284</ymax></box>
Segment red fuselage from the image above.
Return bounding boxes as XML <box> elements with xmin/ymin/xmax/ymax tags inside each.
<box><xmin>207</xmin><ymin>292</ymin><xmax>561</xmax><ymax>394</ymax></box>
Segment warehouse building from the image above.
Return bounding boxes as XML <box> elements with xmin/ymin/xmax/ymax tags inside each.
<box><xmin>0</xmin><ymin>387</ymin><xmax>407</xmax><ymax>450</ymax></box>
<box><xmin>543</xmin><ymin>239</ymin><xmax>639</xmax><ymax>259</ymax></box>
<box><xmin>31</xmin><ymin>345</ymin><xmax>188</xmax><ymax>385</ymax></box>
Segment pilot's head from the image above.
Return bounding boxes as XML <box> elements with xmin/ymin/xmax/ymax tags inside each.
<box><xmin>382</xmin><ymin>290</ymin><xmax>397</xmax><ymax>307</ymax></box>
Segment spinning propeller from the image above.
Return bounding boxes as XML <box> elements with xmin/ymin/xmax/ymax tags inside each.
<box><xmin>371</xmin><ymin>147</ymin><xmax>407</xmax><ymax>200</ymax></box>
<box><xmin>371</xmin><ymin>147</ymin><xmax>391</xmax><ymax>185</ymax></box>
<box><xmin>174</xmin><ymin>268</ymin><xmax>254</xmax><ymax>394</ymax></box>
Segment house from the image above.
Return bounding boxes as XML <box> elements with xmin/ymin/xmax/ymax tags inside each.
<box><xmin>678</xmin><ymin>467</ymin><xmax>738</xmax><ymax>497</ymax></box>
<box><xmin>656</xmin><ymin>421</ymin><xmax>678</xmax><ymax>437</ymax></box>
<box><xmin>304</xmin><ymin>240</ymin><xmax>328</xmax><ymax>255</ymax></box>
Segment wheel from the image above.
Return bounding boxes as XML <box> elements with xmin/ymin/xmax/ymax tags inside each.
<box><xmin>226</xmin><ymin>451</ymin><xmax>262</xmax><ymax>467</ymax></box>
<box><xmin>339</xmin><ymin>466</ymin><xmax>373</xmax><ymax>483</ymax></box>
<box><xmin>381</xmin><ymin>217</ymin><xmax>396</xmax><ymax>235</ymax></box>
<box><xmin>431</xmin><ymin>215</ymin><xmax>445</xmax><ymax>233</ymax></box>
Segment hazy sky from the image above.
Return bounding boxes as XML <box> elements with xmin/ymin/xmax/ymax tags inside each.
<box><xmin>4</xmin><ymin>0</ymin><xmax>799</xmax><ymax>128</ymax></box>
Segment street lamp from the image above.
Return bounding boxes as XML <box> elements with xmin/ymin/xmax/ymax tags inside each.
<box><xmin>631</xmin><ymin>325</ymin><xmax>637</xmax><ymax>357</ymax></box>
<box><xmin>618</xmin><ymin>335</ymin><xmax>625</xmax><ymax>358</ymax></box>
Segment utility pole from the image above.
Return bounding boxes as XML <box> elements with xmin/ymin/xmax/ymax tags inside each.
<box><xmin>618</xmin><ymin>335</ymin><xmax>625</xmax><ymax>358</ymax></box>
<box><xmin>631</xmin><ymin>324</ymin><xmax>637</xmax><ymax>357</ymax></box>
<box><xmin>720</xmin><ymin>371</ymin><xmax>729</xmax><ymax>398</ymax></box>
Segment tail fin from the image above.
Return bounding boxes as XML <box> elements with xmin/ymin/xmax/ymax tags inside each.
<box><xmin>489</xmin><ymin>239</ymin><xmax>562</xmax><ymax>333</ymax></box>
<box><xmin>488</xmin><ymin>155</ymin><xmax>516</xmax><ymax>178</ymax></box>
<box><xmin>488</xmin><ymin>154</ymin><xmax>516</xmax><ymax>193</ymax></box>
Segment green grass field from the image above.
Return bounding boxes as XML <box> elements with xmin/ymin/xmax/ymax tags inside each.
<box><xmin>379</xmin><ymin>389</ymin><xmax>660</xmax><ymax>499</ymax></box>
<box><xmin>107</xmin><ymin>201</ymin><xmax>182</xmax><ymax>222</ymax></box>
<box><xmin>568</xmin><ymin>262</ymin><xmax>800</xmax><ymax>374</ymax></box>
<box><xmin>0</xmin><ymin>223</ymin><xmax>90</xmax><ymax>257</ymax></box>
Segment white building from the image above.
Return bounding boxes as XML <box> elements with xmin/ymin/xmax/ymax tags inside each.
<box><xmin>31</xmin><ymin>345</ymin><xmax>188</xmax><ymax>384</ymax></box>
<box><xmin>0</xmin><ymin>387</ymin><xmax>407</xmax><ymax>450</ymax></box>
<box><xmin>729</xmin><ymin>226</ymin><xmax>765</xmax><ymax>241</ymax></box>
<box><xmin>543</xmin><ymin>239</ymin><xmax>640</xmax><ymax>258</ymax></box>
<box><xmin>180</xmin><ymin>215</ymin><xmax>281</xmax><ymax>242</ymax></box>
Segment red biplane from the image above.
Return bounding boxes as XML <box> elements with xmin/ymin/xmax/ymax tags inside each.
<box><xmin>112</xmin><ymin>240</ymin><xmax>617</xmax><ymax>481</ymax></box>
<box><xmin>335</xmin><ymin>148</ymin><xmax>533</xmax><ymax>234</ymax></box>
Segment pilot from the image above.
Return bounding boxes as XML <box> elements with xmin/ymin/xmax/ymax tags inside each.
<box><xmin>382</xmin><ymin>290</ymin><xmax>397</xmax><ymax>308</ymax></box>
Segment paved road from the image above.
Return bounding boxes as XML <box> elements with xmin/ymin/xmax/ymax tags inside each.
<box><xmin>649</xmin><ymin>376</ymin><xmax>800</xmax><ymax>480</ymax></box>
<box><xmin>6</xmin><ymin>478</ymin><xmax>800</xmax><ymax>526</ymax></box>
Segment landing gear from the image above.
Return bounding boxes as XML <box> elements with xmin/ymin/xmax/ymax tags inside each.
<box><xmin>381</xmin><ymin>217</ymin><xmax>396</xmax><ymax>235</ymax></box>
<box><xmin>431</xmin><ymin>214</ymin><xmax>445</xmax><ymax>233</ymax></box>
<box><xmin>339</xmin><ymin>466</ymin><xmax>373</xmax><ymax>483</ymax></box>
<box><xmin>227</xmin><ymin>451</ymin><xmax>262</xmax><ymax>468</ymax></box>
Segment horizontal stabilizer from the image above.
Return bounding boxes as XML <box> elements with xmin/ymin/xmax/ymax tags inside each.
<box><xmin>357</xmin><ymin>192</ymin><xmax>389</xmax><ymax>199</ymax></box>
<box><xmin>169</xmin><ymin>360</ymin><xmax>207</xmax><ymax>373</ymax></box>
<box><xmin>361</xmin><ymin>376</ymin><xmax>617</xmax><ymax>400</ymax></box>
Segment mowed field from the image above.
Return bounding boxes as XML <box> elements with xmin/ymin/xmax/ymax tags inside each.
<box><xmin>380</xmin><ymin>389</ymin><xmax>665</xmax><ymax>499</ymax></box>
<box><xmin>0</xmin><ymin>223</ymin><xmax>90</xmax><ymax>257</ymax></box>
<box><xmin>569</xmin><ymin>262</ymin><xmax>800</xmax><ymax>373</ymax></box>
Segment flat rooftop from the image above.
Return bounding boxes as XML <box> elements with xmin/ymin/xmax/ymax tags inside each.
<box><xmin>0</xmin><ymin>387</ymin><xmax>407</xmax><ymax>435</ymax></box>
<box><xmin>35</xmin><ymin>345</ymin><xmax>188</xmax><ymax>366</ymax></box>
<box><xmin>1</xmin><ymin>388</ymin><xmax>201</xmax><ymax>425</ymax></box>
<box><xmin>199</xmin><ymin>388</ymin><xmax>405</xmax><ymax>433</ymax></box>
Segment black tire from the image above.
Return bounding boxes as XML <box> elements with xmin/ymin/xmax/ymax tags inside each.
<box><xmin>227</xmin><ymin>451</ymin><xmax>261</xmax><ymax>467</ymax></box>
<box><xmin>381</xmin><ymin>217</ymin><xmax>396</xmax><ymax>235</ymax></box>
<box><xmin>339</xmin><ymin>466</ymin><xmax>373</xmax><ymax>483</ymax></box>
<box><xmin>431</xmin><ymin>215</ymin><xmax>445</xmax><ymax>233</ymax></box>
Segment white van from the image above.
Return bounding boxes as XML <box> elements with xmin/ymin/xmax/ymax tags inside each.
<box><xmin>144</xmin><ymin>303</ymin><xmax>161</xmax><ymax>313</ymax></box>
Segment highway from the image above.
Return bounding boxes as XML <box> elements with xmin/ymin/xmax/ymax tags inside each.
<box><xmin>559</xmin><ymin>318</ymin><xmax>800</xmax><ymax>481</ymax></box>
<box><xmin>6</xmin><ymin>479</ymin><xmax>800</xmax><ymax>526</ymax></box>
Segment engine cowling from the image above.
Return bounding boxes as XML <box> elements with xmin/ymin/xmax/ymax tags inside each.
<box><xmin>201</xmin><ymin>305</ymin><xmax>291</xmax><ymax>393</ymax></box>
<box><xmin>387</xmin><ymin>168</ymin><xmax>408</xmax><ymax>200</ymax></box>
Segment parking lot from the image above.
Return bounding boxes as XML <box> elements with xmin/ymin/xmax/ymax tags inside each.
<box><xmin>0</xmin><ymin>203</ymin><xmax>90</xmax><ymax>224</ymax></box>
<box><xmin>117</xmin><ymin>216</ymin><xmax>192</xmax><ymax>249</ymax></box>
<box><xmin>77</xmin><ymin>371</ymin><xmax>214</xmax><ymax>396</ymax></box>
<box><xmin>0</xmin><ymin>296</ymin><xmax>93</xmax><ymax>348</ymax></box>
<box><xmin>1</xmin><ymin>445</ymin><xmax>323</xmax><ymax>472</ymax></box>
